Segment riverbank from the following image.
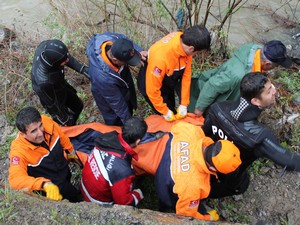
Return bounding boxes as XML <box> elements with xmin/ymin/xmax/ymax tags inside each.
<box><xmin>0</xmin><ymin>1</ymin><xmax>300</xmax><ymax>224</ymax></box>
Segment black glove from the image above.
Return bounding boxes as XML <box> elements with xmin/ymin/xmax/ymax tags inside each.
<box><xmin>80</xmin><ymin>66</ymin><xmax>91</xmax><ymax>80</ymax></box>
<box><xmin>53</xmin><ymin>114</ymin><xmax>76</xmax><ymax>126</ymax></box>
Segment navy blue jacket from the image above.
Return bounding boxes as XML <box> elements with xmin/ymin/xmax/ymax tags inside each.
<box><xmin>86</xmin><ymin>32</ymin><xmax>143</xmax><ymax>125</ymax></box>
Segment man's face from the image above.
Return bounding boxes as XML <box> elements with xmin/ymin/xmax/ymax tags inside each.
<box><xmin>21</xmin><ymin>121</ymin><xmax>45</xmax><ymax>144</ymax></box>
<box><xmin>261</xmin><ymin>61</ymin><xmax>278</xmax><ymax>71</ymax></box>
<box><xmin>254</xmin><ymin>81</ymin><xmax>277</xmax><ymax>108</ymax></box>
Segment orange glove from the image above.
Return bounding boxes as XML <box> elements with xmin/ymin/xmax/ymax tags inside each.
<box><xmin>208</xmin><ymin>209</ymin><xmax>219</xmax><ymax>221</ymax></box>
<box><xmin>163</xmin><ymin>109</ymin><xmax>176</xmax><ymax>122</ymax></box>
<box><xmin>43</xmin><ymin>182</ymin><xmax>63</xmax><ymax>201</ymax></box>
<box><xmin>175</xmin><ymin>105</ymin><xmax>187</xmax><ymax>119</ymax></box>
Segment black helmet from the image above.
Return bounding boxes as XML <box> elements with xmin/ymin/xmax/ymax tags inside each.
<box><xmin>42</xmin><ymin>39</ymin><xmax>69</xmax><ymax>67</ymax></box>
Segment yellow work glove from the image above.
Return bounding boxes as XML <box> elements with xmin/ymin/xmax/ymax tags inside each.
<box><xmin>175</xmin><ymin>105</ymin><xmax>187</xmax><ymax>120</ymax></box>
<box><xmin>43</xmin><ymin>182</ymin><xmax>63</xmax><ymax>201</ymax></box>
<box><xmin>208</xmin><ymin>209</ymin><xmax>219</xmax><ymax>221</ymax></box>
<box><xmin>163</xmin><ymin>109</ymin><xmax>176</xmax><ymax>122</ymax></box>
<box><xmin>67</xmin><ymin>149</ymin><xmax>77</xmax><ymax>160</ymax></box>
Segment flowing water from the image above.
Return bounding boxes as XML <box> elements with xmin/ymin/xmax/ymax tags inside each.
<box><xmin>0</xmin><ymin>0</ymin><xmax>299</xmax><ymax>51</ymax></box>
<box><xmin>0</xmin><ymin>0</ymin><xmax>51</xmax><ymax>41</ymax></box>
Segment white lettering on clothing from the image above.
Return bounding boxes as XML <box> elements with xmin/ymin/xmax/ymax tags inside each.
<box><xmin>106</xmin><ymin>155</ymin><xmax>115</xmax><ymax>172</ymax></box>
<box><xmin>180</xmin><ymin>141</ymin><xmax>190</xmax><ymax>172</ymax></box>
<box><xmin>212</xmin><ymin>125</ymin><xmax>228</xmax><ymax>140</ymax></box>
<box><xmin>90</xmin><ymin>157</ymin><xmax>101</xmax><ymax>180</ymax></box>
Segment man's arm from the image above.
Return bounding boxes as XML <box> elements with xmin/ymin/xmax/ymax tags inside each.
<box><xmin>195</xmin><ymin>72</ymin><xmax>239</xmax><ymax>114</ymax></box>
<box><xmin>258</xmin><ymin>138</ymin><xmax>300</xmax><ymax>171</ymax></box>
<box><xmin>66</xmin><ymin>55</ymin><xmax>90</xmax><ymax>79</ymax></box>
<box><xmin>175</xmin><ymin>183</ymin><xmax>212</xmax><ymax>220</ymax></box>
<box><xmin>8</xmin><ymin>153</ymin><xmax>50</xmax><ymax>191</ymax></box>
<box><xmin>145</xmin><ymin>58</ymin><xmax>169</xmax><ymax>115</ymax></box>
<box><xmin>110</xmin><ymin>175</ymin><xmax>143</xmax><ymax>206</ymax></box>
<box><xmin>180</xmin><ymin>55</ymin><xmax>193</xmax><ymax>107</ymax></box>
<box><xmin>52</xmin><ymin>118</ymin><xmax>75</xmax><ymax>154</ymax></box>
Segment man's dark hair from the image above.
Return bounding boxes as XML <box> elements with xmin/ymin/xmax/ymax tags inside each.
<box><xmin>16</xmin><ymin>107</ymin><xmax>42</xmax><ymax>133</ymax></box>
<box><xmin>182</xmin><ymin>25</ymin><xmax>211</xmax><ymax>51</ymax></box>
<box><xmin>240</xmin><ymin>72</ymin><xmax>269</xmax><ymax>101</ymax></box>
<box><xmin>122</xmin><ymin>117</ymin><xmax>148</xmax><ymax>145</ymax></box>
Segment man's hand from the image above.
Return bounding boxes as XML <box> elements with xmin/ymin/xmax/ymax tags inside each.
<box><xmin>43</xmin><ymin>182</ymin><xmax>63</xmax><ymax>201</ymax></box>
<box><xmin>81</xmin><ymin>66</ymin><xmax>91</xmax><ymax>80</ymax></box>
<box><xmin>132</xmin><ymin>188</ymin><xmax>144</xmax><ymax>206</ymax></box>
<box><xmin>66</xmin><ymin>149</ymin><xmax>77</xmax><ymax>160</ymax></box>
<box><xmin>208</xmin><ymin>209</ymin><xmax>219</xmax><ymax>221</ymax></box>
<box><xmin>163</xmin><ymin>110</ymin><xmax>176</xmax><ymax>122</ymax></box>
<box><xmin>175</xmin><ymin>105</ymin><xmax>187</xmax><ymax>120</ymax></box>
<box><xmin>66</xmin><ymin>150</ymin><xmax>84</xmax><ymax>168</ymax></box>
<box><xmin>194</xmin><ymin>108</ymin><xmax>203</xmax><ymax>117</ymax></box>
<box><xmin>139</xmin><ymin>51</ymin><xmax>148</xmax><ymax>61</ymax></box>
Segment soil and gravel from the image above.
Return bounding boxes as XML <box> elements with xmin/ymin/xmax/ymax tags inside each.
<box><xmin>0</xmin><ymin>30</ymin><xmax>300</xmax><ymax>225</ymax></box>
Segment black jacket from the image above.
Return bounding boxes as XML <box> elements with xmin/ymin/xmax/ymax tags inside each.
<box><xmin>203</xmin><ymin>97</ymin><xmax>300</xmax><ymax>172</ymax></box>
<box><xmin>31</xmin><ymin>40</ymin><xmax>86</xmax><ymax>114</ymax></box>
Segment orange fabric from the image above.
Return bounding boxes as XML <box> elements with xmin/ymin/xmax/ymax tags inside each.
<box><xmin>133</xmin><ymin>134</ymin><xmax>170</xmax><ymax>176</ymax></box>
<box><xmin>8</xmin><ymin>115</ymin><xmax>73</xmax><ymax>192</ymax></box>
<box><xmin>169</xmin><ymin>122</ymin><xmax>215</xmax><ymax>220</ymax></box>
<box><xmin>133</xmin><ymin>113</ymin><xmax>204</xmax><ymax>175</ymax></box>
<box><xmin>75</xmin><ymin>150</ymin><xmax>88</xmax><ymax>166</ymax></box>
<box><xmin>252</xmin><ymin>49</ymin><xmax>263</xmax><ymax>72</ymax></box>
<box><xmin>100</xmin><ymin>41</ymin><xmax>119</xmax><ymax>72</ymax></box>
<box><xmin>60</xmin><ymin>114</ymin><xmax>204</xmax><ymax>176</ymax></box>
<box><xmin>60</xmin><ymin>122</ymin><xmax>121</xmax><ymax>138</ymax></box>
<box><xmin>212</xmin><ymin>140</ymin><xmax>241</xmax><ymax>174</ymax></box>
<box><xmin>144</xmin><ymin>113</ymin><xmax>204</xmax><ymax>133</ymax></box>
<box><xmin>145</xmin><ymin>32</ymin><xmax>193</xmax><ymax>115</ymax></box>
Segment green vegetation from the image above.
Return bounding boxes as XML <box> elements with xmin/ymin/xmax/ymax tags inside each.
<box><xmin>0</xmin><ymin>186</ymin><xmax>24</xmax><ymax>223</ymax></box>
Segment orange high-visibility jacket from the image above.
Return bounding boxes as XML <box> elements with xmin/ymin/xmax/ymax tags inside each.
<box><xmin>8</xmin><ymin>115</ymin><xmax>74</xmax><ymax>192</ymax></box>
<box><xmin>145</xmin><ymin>32</ymin><xmax>193</xmax><ymax>115</ymax></box>
<box><xmin>134</xmin><ymin>120</ymin><xmax>215</xmax><ymax>220</ymax></box>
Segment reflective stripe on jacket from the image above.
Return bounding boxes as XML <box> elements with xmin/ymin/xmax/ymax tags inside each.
<box><xmin>155</xmin><ymin>122</ymin><xmax>215</xmax><ymax>220</ymax></box>
<box><xmin>145</xmin><ymin>32</ymin><xmax>193</xmax><ymax>115</ymax></box>
<box><xmin>8</xmin><ymin>115</ymin><xmax>73</xmax><ymax>191</ymax></box>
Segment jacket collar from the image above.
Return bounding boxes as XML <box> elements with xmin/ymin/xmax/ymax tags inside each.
<box><xmin>230</xmin><ymin>97</ymin><xmax>262</xmax><ymax>122</ymax></box>
<box><xmin>117</xmin><ymin>133</ymin><xmax>138</xmax><ymax>161</ymax></box>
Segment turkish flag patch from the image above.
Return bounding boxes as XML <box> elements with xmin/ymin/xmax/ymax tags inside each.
<box><xmin>11</xmin><ymin>156</ymin><xmax>20</xmax><ymax>165</ymax></box>
<box><xmin>152</xmin><ymin>66</ymin><xmax>162</xmax><ymax>76</ymax></box>
<box><xmin>189</xmin><ymin>199</ymin><xmax>199</xmax><ymax>208</ymax></box>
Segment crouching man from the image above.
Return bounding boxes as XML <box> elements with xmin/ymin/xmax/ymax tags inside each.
<box><xmin>81</xmin><ymin>117</ymin><xmax>147</xmax><ymax>206</ymax></box>
<box><xmin>132</xmin><ymin>121</ymin><xmax>241</xmax><ymax>221</ymax></box>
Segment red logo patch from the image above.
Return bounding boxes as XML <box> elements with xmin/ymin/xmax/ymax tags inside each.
<box><xmin>153</xmin><ymin>66</ymin><xmax>162</xmax><ymax>76</ymax></box>
<box><xmin>189</xmin><ymin>200</ymin><xmax>199</xmax><ymax>208</ymax></box>
<box><xmin>11</xmin><ymin>156</ymin><xmax>20</xmax><ymax>165</ymax></box>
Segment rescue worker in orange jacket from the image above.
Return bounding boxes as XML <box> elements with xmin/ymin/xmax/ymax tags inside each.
<box><xmin>137</xmin><ymin>25</ymin><xmax>211</xmax><ymax>122</ymax></box>
<box><xmin>133</xmin><ymin>121</ymin><xmax>241</xmax><ymax>221</ymax></box>
<box><xmin>8</xmin><ymin>107</ymin><xmax>83</xmax><ymax>202</ymax></box>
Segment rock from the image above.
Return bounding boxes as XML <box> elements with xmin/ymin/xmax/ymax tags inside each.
<box><xmin>0</xmin><ymin>25</ymin><xmax>16</xmax><ymax>45</ymax></box>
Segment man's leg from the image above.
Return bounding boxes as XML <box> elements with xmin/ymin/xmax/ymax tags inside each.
<box><xmin>65</xmin><ymin>83</ymin><xmax>84</xmax><ymax>124</ymax></box>
<box><xmin>60</xmin><ymin>182</ymin><xmax>82</xmax><ymax>202</ymax></box>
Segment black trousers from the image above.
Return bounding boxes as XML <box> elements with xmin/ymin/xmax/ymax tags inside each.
<box><xmin>137</xmin><ymin>63</ymin><xmax>180</xmax><ymax>115</ymax></box>
<box><xmin>36</xmin><ymin>82</ymin><xmax>83</xmax><ymax>126</ymax></box>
